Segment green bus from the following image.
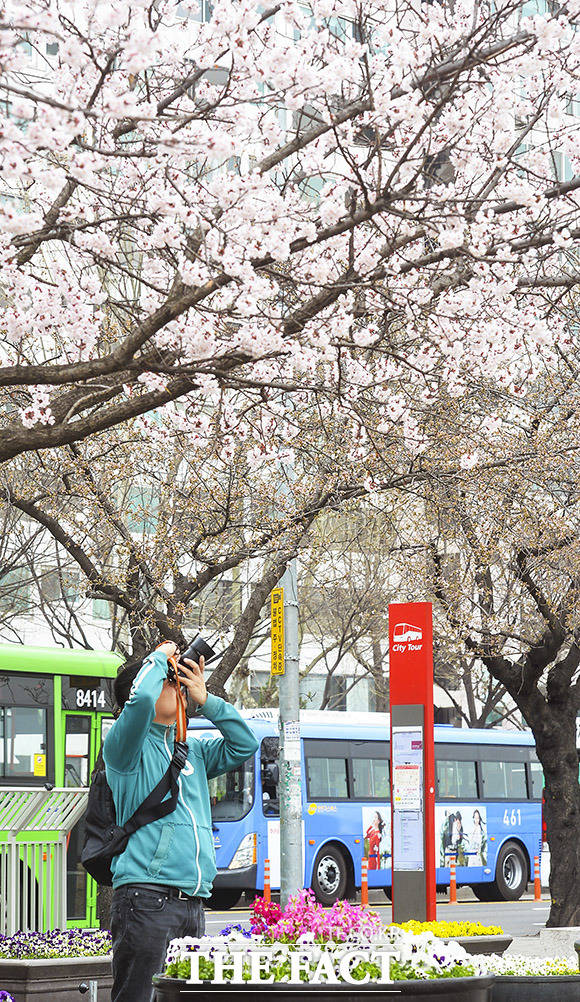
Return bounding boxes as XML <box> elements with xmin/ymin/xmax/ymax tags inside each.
<box><xmin>0</xmin><ymin>644</ymin><xmax>122</xmax><ymax>927</ymax></box>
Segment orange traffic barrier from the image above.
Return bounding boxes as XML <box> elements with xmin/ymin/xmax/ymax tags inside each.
<box><xmin>361</xmin><ymin>856</ymin><xmax>368</xmax><ymax>908</ymax></box>
<box><xmin>264</xmin><ymin>858</ymin><xmax>271</xmax><ymax>904</ymax></box>
<box><xmin>449</xmin><ymin>855</ymin><xmax>457</xmax><ymax>904</ymax></box>
<box><xmin>534</xmin><ymin>855</ymin><xmax>541</xmax><ymax>901</ymax></box>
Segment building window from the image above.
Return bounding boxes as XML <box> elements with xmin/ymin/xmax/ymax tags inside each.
<box><xmin>92</xmin><ymin>598</ymin><xmax>112</xmax><ymax>620</ymax></box>
<box><xmin>39</xmin><ymin>569</ymin><xmax>82</xmax><ymax>607</ymax></box>
<box><xmin>0</xmin><ymin>569</ymin><xmax>31</xmax><ymax>614</ymax></box>
<box><xmin>300</xmin><ymin>674</ymin><xmax>347</xmax><ymax>710</ymax></box>
<box><xmin>125</xmin><ymin>485</ymin><xmax>159</xmax><ymax>534</ymax></box>
<box><xmin>183</xmin><ymin>578</ymin><xmax>239</xmax><ymax>632</ymax></box>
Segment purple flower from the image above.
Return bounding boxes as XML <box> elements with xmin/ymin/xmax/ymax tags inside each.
<box><xmin>0</xmin><ymin>929</ymin><xmax>111</xmax><ymax>960</ymax></box>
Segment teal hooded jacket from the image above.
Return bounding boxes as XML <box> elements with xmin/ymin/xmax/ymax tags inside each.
<box><xmin>103</xmin><ymin>649</ymin><xmax>259</xmax><ymax>897</ymax></box>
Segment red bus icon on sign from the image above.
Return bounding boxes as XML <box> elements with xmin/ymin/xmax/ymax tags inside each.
<box><xmin>393</xmin><ymin>623</ymin><xmax>423</xmax><ymax>643</ymax></box>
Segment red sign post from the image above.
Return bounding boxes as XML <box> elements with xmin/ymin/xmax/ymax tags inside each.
<box><xmin>389</xmin><ymin>601</ymin><xmax>436</xmax><ymax>921</ymax></box>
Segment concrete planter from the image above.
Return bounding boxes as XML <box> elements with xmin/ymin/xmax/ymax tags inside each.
<box><xmin>492</xmin><ymin>974</ymin><xmax>580</xmax><ymax>1001</ymax></box>
<box><xmin>0</xmin><ymin>955</ymin><xmax>112</xmax><ymax>1002</ymax></box>
<box><xmin>450</xmin><ymin>936</ymin><xmax>513</xmax><ymax>956</ymax></box>
<box><xmin>152</xmin><ymin>974</ymin><xmax>494</xmax><ymax>1002</ymax></box>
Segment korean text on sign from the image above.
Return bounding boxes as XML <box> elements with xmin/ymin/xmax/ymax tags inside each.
<box><xmin>271</xmin><ymin>587</ymin><xmax>285</xmax><ymax>676</ymax></box>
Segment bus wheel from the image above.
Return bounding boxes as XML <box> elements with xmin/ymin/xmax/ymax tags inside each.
<box><xmin>383</xmin><ymin>886</ymin><xmax>392</xmax><ymax>901</ymax></box>
<box><xmin>471</xmin><ymin>882</ymin><xmax>495</xmax><ymax>901</ymax></box>
<box><xmin>311</xmin><ymin>846</ymin><xmax>348</xmax><ymax>906</ymax></box>
<box><xmin>206</xmin><ymin>889</ymin><xmax>243</xmax><ymax>910</ymax></box>
<box><xmin>493</xmin><ymin>841</ymin><xmax>528</xmax><ymax>900</ymax></box>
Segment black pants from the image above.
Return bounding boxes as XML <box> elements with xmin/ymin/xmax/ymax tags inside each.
<box><xmin>111</xmin><ymin>884</ymin><xmax>205</xmax><ymax>1002</ymax></box>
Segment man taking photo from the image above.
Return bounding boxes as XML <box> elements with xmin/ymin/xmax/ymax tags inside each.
<box><xmin>103</xmin><ymin>641</ymin><xmax>259</xmax><ymax>1002</ymax></box>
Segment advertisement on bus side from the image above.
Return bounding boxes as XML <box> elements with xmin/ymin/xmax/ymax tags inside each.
<box><xmin>436</xmin><ymin>804</ymin><xmax>488</xmax><ymax>867</ymax></box>
<box><xmin>362</xmin><ymin>805</ymin><xmax>391</xmax><ymax>870</ymax></box>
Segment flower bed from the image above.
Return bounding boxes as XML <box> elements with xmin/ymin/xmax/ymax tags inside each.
<box><xmin>0</xmin><ymin>929</ymin><xmax>112</xmax><ymax>959</ymax></box>
<box><xmin>392</xmin><ymin>922</ymin><xmax>504</xmax><ymax>938</ymax></box>
<box><xmin>156</xmin><ymin>892</ymin><xmax>493</xmax><ymax>998</ymax></box>
<box><xmin>251</xmin><ymin>889</ymin><xmax>383</xmax><ymax>941</ymax></box>
<box><xmin>0</xmin><ymin>929</ymin><xmax>112</xmax><ymax>1002</ymax></box>
<box><xmin>163</xmin><ymin>927</ymin><xmax>481</xmax><ymax>984</ymax></box>
<box><xmin>391</xmin><ymin>921</ymin><xmax>512</xmax><ymax>956</ymax></box>
<box><xmin>153</xmin><ymin>975</ymin><xmax>495</xmax><ymax>1000</ymax></box>
<box><xmin>481</xmin><ymin>955</ymin><xmax>580</xmax><ymax>1001</ymax></box>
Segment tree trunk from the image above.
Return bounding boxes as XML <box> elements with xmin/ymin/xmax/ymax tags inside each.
<box><xmin>529</xmin><ymin>704</ymin><xmax>580</xmax><ymax>926</ymax></box>
<box><xmin>97</xmin><ymin>884</ymin><xmax>113</xmax><ymax>930</ymax></box>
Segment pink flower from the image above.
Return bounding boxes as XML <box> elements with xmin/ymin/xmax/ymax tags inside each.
<box><xmin>250</xmin><ymin>890</ymin><xmax>381</xmax><ymax>944</ymax></box>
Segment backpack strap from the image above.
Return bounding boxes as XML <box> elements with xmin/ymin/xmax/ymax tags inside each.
<box><xmin>121</xmin><ymin>740</ymin><xmax>188</xmax><ymax>836</ymax></box>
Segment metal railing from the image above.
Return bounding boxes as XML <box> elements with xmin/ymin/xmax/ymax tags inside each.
<box><xmin>0</xmin><ymin>786</ymin><xmax>88</xmax><ymax>934</ymax></box>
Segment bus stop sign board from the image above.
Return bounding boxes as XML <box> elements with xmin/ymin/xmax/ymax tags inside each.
<box><xmin>389</xmin><ymin>601</ymin><xmax>436</xmax><ymax>922</ymax></box>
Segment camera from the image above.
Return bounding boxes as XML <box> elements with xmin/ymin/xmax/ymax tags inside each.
<box><xmin>167</xmin><ymin>636</ymin><xmax>219</xmax><ymax>684</ymax></box>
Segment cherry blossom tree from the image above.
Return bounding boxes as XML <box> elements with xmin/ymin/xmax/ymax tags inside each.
<box><xmin>2</xmin><ymin>429</ymin><xmax>319</xmax><ymax>683</ymax></box>
<box><xmin>417</xmin><ymin>344</ymin><xmax>580</xmax><ymax>925</ymax></box>
<box><xmin>0</xmin><ymin>0</ymin><xmax>579</xmax><ymax>474</ymax></box>
<box><xmin>427</xmin><ymin>483</ymin><xmax>580</xmax><ymax>924</ymax></box>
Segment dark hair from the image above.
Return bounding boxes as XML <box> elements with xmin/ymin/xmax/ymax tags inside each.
<box><xmin>113</xmin><ymin>657</ymin><xmax>144</xmax><ymax>711</ymax></box>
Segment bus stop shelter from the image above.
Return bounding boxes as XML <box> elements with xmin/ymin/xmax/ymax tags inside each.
<box><xmin>0</xmin><ymin>786</ymin><xmax>88</xmax><ymax>933</ymax></box>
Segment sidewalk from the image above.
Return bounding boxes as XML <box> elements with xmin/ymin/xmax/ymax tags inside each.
<box><xmin>507</xmin><ymin>928</ymin><xmax>580</xmax><ymax>959</ymax></box>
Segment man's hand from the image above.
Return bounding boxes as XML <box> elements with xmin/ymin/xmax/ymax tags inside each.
<box><xmin>157</xmin><ymin>641</ymin><xmax>179</xmax><ymax>660</ymax></box>
<box><xmin>178</xmin><ymin>655</ymin><xmax>207</xmax><ymax>707</ymax></box>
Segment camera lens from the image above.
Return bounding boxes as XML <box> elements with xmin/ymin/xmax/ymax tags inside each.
<box><xmin>179</xmin><ymin>636</ymin><xmax>218</xmax><ymax>666</ymax></box>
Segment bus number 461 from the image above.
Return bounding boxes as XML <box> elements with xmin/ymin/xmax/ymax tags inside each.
<box><xmin>503</xmin><ymin>809</ymin><xmax>521</xmax><ymax>826</ymax></box>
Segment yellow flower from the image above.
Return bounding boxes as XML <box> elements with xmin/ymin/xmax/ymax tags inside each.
<box><xmin>389</xmin><ymin>920</ymin><xmax>503</xmax><ymax>937</ymax></box>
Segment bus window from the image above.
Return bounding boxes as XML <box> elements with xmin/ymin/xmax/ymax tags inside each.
<box><xmin>0</xmin><ymin>673</ymin><xmax>52</xmax><ymax>708</ymax></box>
<box><xmin>529</xmin><ymin>760</ymin><xmax>543</xmax><ymax>799</ymax></box>
<box><xmin>101</xmin><ymin>717</ymin><xmax>114</xmax><ymax>745</ymax></box>
<box><xmin>307</xmin><ymin>756</ymin><xmax>348</xmax><ymax>799</ymax></box>
<box><xmin>351</xmin><ymin>756</ymin><xmax>389</xmax><ymax>800</ymax></box>
<box><xmin>261</xmin><ymin>737</ymin><xmax>279</xmax><ymax>816</ymax></box>
<box><xmin>0</xmin><ymin>707</ymin><xmax>47</xmax><ymax>778</ymax></box>
<box><xmin>480</xmin><ymin>759</ymin><xmax>527</xmax><ymax>799</ymax></box>
<box><xmin>436</xmin><ymin>760</ymin><xmax>477</xmax><ymax>799</ymax></box>
<box><xmin>65</xmin><ymin>716</ymin><xmax>91</xmax><ymax>787</ymax></box>
<box><xmin>208</xmin><ymin>762</ymin><xmax>254</xmax><ymax>821</ymax></box>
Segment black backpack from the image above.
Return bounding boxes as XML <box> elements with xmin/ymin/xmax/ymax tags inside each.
<box><xmin>81</xmin><ymin>741</ymin><xmax>189</xmax><ymax>886</ymax></box>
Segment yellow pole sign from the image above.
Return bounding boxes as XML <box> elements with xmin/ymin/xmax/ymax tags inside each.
<box><xmin>271</xmin><ymin>587</ymin><xmax>285</xmax><ymax>676</ymax></box>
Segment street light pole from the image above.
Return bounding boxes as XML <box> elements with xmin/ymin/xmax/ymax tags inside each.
<box><xmin>277</xmin><ymin>554</ymin><xmax>302</xmax><ymax>908</ymax></box>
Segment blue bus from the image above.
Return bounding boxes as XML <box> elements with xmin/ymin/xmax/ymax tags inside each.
<box><xmin>190</xmin><ymin>710</ymin><xmax>543</xmax><ymax>909</ymax></box>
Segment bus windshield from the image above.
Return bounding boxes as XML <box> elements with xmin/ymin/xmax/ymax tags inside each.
<box><xmin>209</xmin><ymin>759</ymin><xmax>254</xmax><ymax>821</ymax></box>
